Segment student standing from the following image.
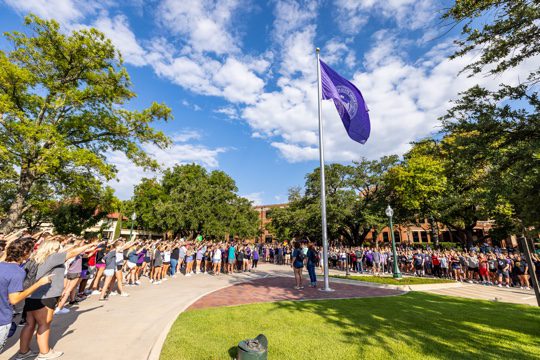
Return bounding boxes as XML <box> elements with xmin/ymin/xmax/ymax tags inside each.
<box><xmin>1</xmin><ymin>238</ymin><xmax>52</xmax><ymax>354</ymax></box>
<box><xmin>291</xmin><ymin>242</ymin><xmax>305</xmax><ymax>290</ymax></box>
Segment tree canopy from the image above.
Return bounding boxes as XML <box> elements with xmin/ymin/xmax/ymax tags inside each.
<box><xmin>0</xmin><ymin>15</ymin><xmax>171</xmax><ymax>233</ymax></box>
<box><xmin>130</xmin><ymin>164</ymin><xmax>260</xmax><ymax>240</ymax></box>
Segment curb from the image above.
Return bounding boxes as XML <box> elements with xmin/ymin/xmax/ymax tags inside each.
<box><xmin>328</xmin><ymin>276</ymin><xmax>463</xmax><ymax>292</ymax></box>
<box><xmin>146</xmin><ymin>272</ymin><xmax>276</xmax><ymax>360</ymax></box>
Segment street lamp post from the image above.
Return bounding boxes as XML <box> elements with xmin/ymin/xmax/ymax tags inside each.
<box><xmin>130</xmin><ymin>212</ymin><xmax>137</xmax><ymax>241</ymax></box>
<box><xmin>386</xmin><ymin>205</ymin><xmax>402</xmax><ymax>279</ymax></box>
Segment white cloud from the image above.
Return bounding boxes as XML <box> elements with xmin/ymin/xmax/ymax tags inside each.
<box><xmin>333</xmin><ymin>0</ymin><xmax>436</xmax><ymax>35</ymax></box>
<box><xmin>107</xmin><ymin>134</ymin><xmax>227</xmax><ymax>199</ymax></box>
<box><xmin>3</xmin><ymin>0</ymin><xmax>94</xmax><ymax>24</ymax></box>
<box><xmin>242</xmin><ymin>192</ymin><xmax>264</xmax><ymax>205</ymax></box>
<box><xmin>170</xmin><ymin>130</ymin><xmax>202</xmax><ymax>142</ymax></box>
<box><xmin>157</xmin><ymin>0</ymin><xmax>242</xmax><ymax>55</ymax></box>
<box><xmin>273</xmin><ymin>0</ymin><xmax>318</xmax><ymax>42</ymax></box>
<box><xmin>93</xmin><ymin>14</ymin><xmax>147</xmax><ymax>66</ymax></box>
<box><xmin>214</xmin><ymin>106</ymin><xmax>239</xmax><ymax>119</ymax></box>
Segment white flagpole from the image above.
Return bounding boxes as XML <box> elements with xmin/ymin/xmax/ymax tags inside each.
<box><xmin>316</xmin><ymin>48</ymin><xmax>332</xmax><ymax>291</ymax></box>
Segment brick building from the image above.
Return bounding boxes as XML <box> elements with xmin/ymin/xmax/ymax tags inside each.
<box><xmin>255</xmin><ymin>203</ymin><xmax>501</xmax><ymax>245</ymax></box>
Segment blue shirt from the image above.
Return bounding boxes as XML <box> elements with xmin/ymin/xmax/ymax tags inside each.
<box><xmin>0</xmin><ymin>262</ymin><xmax>25</xmax><ymax>326</ymax></box>
<box><xmin>228</xmin><ymin>246</ymin><xmax>236</xmax><ymax>259</ymax></box>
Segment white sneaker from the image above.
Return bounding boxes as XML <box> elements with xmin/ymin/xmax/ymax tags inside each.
<box><xmin>497</xmin><ymin>284</ymin><xmax>502</xmax><ymax>287</ymax></box>
<box><xmin>54</xmin><ymin>308</ymin><xmax>70</xmax><ymax>315</ymax></box>
<box><xmin>120</xmin><ymin>292</ymin><xmax>129</xmax><ymax>297</ymax></box>
<box><xmin>135</xmin><ymin>280</ymin><xmax>141</xmax><ymax>285</ymax></box>
<box><xmin>506</xmin><ymin>285</ymin><xmax>510</xmax><ymax>288</ymax></box>
<box><xmin>110</xmin><ymin>291</ymin><xmax>118</xmax><ymax>296</ymax></box>
<box><xmin>36</xmin><ymin>349</ymin><xmax>64</xmax><ymax>359</ymax></box>
<box><xmin>91</xmin><ymin>290</ymin><xmax>100</xmax><ymax>295</ymax></box>
<box><xmin>526</xmin><ymin>287</ymin><xmax>531</xmax><ymax>290</ymax></box>
<box><xmin>162</xmin><ymin>278</ymin><xmax>168</xmax><ymax>282</ymax></box>
<box><xmin>185</xmin><ymin>273</ymin><xmax>192</xmax><ymax>277</ymax></box>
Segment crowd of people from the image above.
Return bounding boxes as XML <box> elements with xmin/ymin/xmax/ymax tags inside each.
<box><xmin>261</xmin><ymin>242</ymin><xmax>540</xmax><ymax>290</ymax></box>
<box><xmin>1</xmin><ymin>230</ymin><xmax>539</xmax><ymax>359</ymax></box>
<box><xmin>0</xmin><ymin>230</ymin><xmax>281</xmax><ymax>359</ymax></box>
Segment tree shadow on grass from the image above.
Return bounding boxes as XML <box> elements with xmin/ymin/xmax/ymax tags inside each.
<box><xmin>269</xmin><ymin>292</ymin><xmax>540</xmax><ymax>359</ymax></box>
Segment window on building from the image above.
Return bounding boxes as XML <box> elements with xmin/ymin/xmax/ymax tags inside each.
<box><xmin>265</xmin><ymin>235</ymin><xmax>273</xmax><ymax>243</ymax></box>
<box><xmin>382</xmin><ymin>232</ymin><xmax>389</xmax><ymax>242</ymax></box>
<box><xmin>394</xmin><ymin>231</ymin><xmax>401</xmax><ymax>242</ymax></box>
<box><xmin>412</xmin><ymin>231</ymin><xmax>420</xmax><ymax>242</ymax></box>
<box><xmin>421</xmin><ymin>231</ymin><xmax>428</xmax><ymax>243</ymax></box>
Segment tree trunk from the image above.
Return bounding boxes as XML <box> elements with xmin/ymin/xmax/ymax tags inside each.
<box><xmin>465</xmin><ymin>227</ymin><xmax>475</xmax><ymax>250</ymax></box>
<box><xmin>0</xmin><ymin>168</ymin><xmax>34</xmax><ymax>234</ymax></box>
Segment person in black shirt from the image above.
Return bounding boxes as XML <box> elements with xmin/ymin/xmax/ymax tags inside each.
<box><xmin>170</xmin><ymin>246</ymin><xmax>180</xmax><ymax>277</ymax></box>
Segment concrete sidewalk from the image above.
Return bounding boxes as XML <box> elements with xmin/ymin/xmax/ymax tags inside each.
<box><xmin>2</xmin><ymin>265</ymin><xmax>288</xmax><ymax>360</ymax></box>
<box><xmin>3</xmin><ymin>263</ymin><xmax>535</xmax><ymax>360</ymax></box>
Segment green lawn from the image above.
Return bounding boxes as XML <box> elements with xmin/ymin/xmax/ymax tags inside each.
<box><xmin>160</xmin><ymin>292</ymin><xmax>540</xmax><ymax>360</ymax></box>
<box><xmin>330</xmin><ymin>274</ymin><xmax>456</xmax><ymax>285</ymax></box>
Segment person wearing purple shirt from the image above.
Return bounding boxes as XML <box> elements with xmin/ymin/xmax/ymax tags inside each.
<box><xmin>1</xmin><ymin>238</ymin><xmax>52</xmax><ymax>353</ymax></box>
<box><xmin>252</xmin><ymin>248</ymin><xmax>259</xmax><ymax>269</ymax></box>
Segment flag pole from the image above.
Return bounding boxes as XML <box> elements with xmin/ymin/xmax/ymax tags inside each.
<box><xmin>316</xmin><ymin>47</ymin><xmax>332</xmax><ymax>292</ymax></box>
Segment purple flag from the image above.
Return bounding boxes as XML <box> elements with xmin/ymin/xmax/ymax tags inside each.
<box><xmin>320</xmin><ymin>59</ymin><xmax>370</xmax><ymax>144</ymax></box>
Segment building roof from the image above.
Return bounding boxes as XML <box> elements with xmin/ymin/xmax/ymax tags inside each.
<box><xmin>106</xmin><ymin>212</ymin><xmax>128</xmax><ymax>221</ymax></box>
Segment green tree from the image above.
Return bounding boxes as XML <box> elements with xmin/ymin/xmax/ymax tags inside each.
<box><xmin>0</xmin><ymin>15</ymin><xmax>171</xmax><ymax>233</ymax></box>
<box><xmin>130</xmin><ymin>164</ymin><xmax>259</xmax><ymax>239</ymax></box>
<box><xmin>51</xmin><ymin>187</ymin><xmax>120</xmax><ymax>235</ymax></box>
<box><xmin>268</xmin><ymin>156</ymin><xmax>398</xmax><ymax>245</ymax></box>
<box><xmin>442</xmin><ymin>0</ymin><xmax>540</xmax><ymax>236</ymax></box>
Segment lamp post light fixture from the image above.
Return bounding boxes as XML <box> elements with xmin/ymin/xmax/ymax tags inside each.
<box><xmin>385</xmin><ymin>205</ymin><xmax>402</xmax><ymax>279</ymax></box>
<box><xmin>129</xmin><ymin>212</ymin><xmax>137</xmax><ymax>241</ymax></box>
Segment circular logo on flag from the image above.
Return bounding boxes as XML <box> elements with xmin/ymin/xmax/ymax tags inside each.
<box><xmin>335</xmin><ymin>85</ymin><xmax>358</xmax><ymax>119</ymax></box>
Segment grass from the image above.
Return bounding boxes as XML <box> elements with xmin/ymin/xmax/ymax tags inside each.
<box><xmin>160</xmin><ymin>292</ymin><xmax>540</xmax><ymax>360</ymax></box>
<box><xmin>330</xmin><ymin>274</ymin><xmax>456</xmax><ymax>285</ymax></box>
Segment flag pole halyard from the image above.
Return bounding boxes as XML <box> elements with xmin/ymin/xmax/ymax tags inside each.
<box><xmin>316</xmin><ymin>48</ymin><xmax>332</xmax><ymax>292</ymax></box>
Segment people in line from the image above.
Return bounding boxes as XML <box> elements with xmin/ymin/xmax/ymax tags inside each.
<box><xmin>1</xmin><ymin>230</ymin><xmax>538</xmax><ymax>359</ymax></box>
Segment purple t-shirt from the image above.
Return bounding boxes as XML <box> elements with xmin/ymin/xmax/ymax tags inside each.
<box><xmin>0</xmin><ymin>262</ymin><xmax>25</xmax><ymax>326</ymax></box>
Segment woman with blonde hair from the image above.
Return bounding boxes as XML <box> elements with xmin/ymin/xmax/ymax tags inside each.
<box><xmin>17</xmin><ymin>237</ymin><xmax>97</xmax><ymax>360</ymax></box>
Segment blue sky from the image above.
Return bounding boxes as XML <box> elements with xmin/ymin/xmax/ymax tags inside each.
<box><xmin>0</xmin><ymin>0</ymin><xmax>533</xmax><ymax>205</ymax></box>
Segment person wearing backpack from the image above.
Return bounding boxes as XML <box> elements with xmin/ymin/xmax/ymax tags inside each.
<box><xmin>306</xmin><ymin>242</ymin><xmax>319</xmax><ymax>288</ymax></box>
<box><xmin>291</xmin><ymin>242</ymin><xmax>305</xmax><ymax>290</ymax></box>
<box><xmin>1</xmin><ymin>238</ymin><xmax>53</xmax><ymax>354</ymax></box>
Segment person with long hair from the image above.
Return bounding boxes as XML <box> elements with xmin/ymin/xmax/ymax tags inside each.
<box><xmin>291</xmin><ymin>242</ymin><xmax>305</xmax><ymax>290</ymax></box>
<box><xmin>212</xmin><ymin>244</ymin><xmax>222</xmax><ymax>275</ymax></box>
<box><xmin>1</xmin><ymin>238</ymin><xmax>52</xmax><ymax>354</ymax></box>
<box><xmin>17</xmin><ymin>238</ymin><xmax>97</xmax><ymax>360</ymax></box>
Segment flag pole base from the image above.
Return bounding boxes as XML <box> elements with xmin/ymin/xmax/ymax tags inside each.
<box><xmin>318</xmin><ymin>287</ymin><xmax>335</xmax><ymax>292</ymax></box>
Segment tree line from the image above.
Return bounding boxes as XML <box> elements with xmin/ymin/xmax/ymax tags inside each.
<box><xmin>0</xmin><ymin>2</ymin><xmax>538</xmax><ymax>243</ymax></box>
<box><xmin>268</xmin><ymin>0</ymin><xmax>540</xmax><ymax>246</ymax></box>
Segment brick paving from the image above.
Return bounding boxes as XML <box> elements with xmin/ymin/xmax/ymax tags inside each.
<box><xmin>188</xmin><ymin>276</ymin><xmax>404</xmax><ymax>310</ymax></box>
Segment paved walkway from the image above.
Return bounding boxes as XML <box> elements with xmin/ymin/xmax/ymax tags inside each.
<box><xmin>188</xmin><ymin>276</ymin><xmax>403</xmax><ymax>310</ymax></box>
<box><xmin>428</xmin><ymin>283</ymin><xmax>538</xmax><ymax>306</ymax></box>
<box><xmin>2</xmin><ymin>266</ymin><xmax>287</xmax><ymax>360</ymax></box>
<box><xmin>2</xmin><ymin>263</ymin><xmax>537</xmax><ymax>360</ymax></box>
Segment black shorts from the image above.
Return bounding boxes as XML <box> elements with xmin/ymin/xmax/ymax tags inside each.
<box><xmin>163</xmin><ymin>262</ymin><xmax>170</xmax><ymax>265</ymax></box>
<box><xmin>24</xmin><ymin>297</ymin><xmax>59</xmax><ymax>312</ymax></box>
<box><xmin>66</xmin><ymin>273</ymin><xmax>81</xmax><ymax>280</ymax></box>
